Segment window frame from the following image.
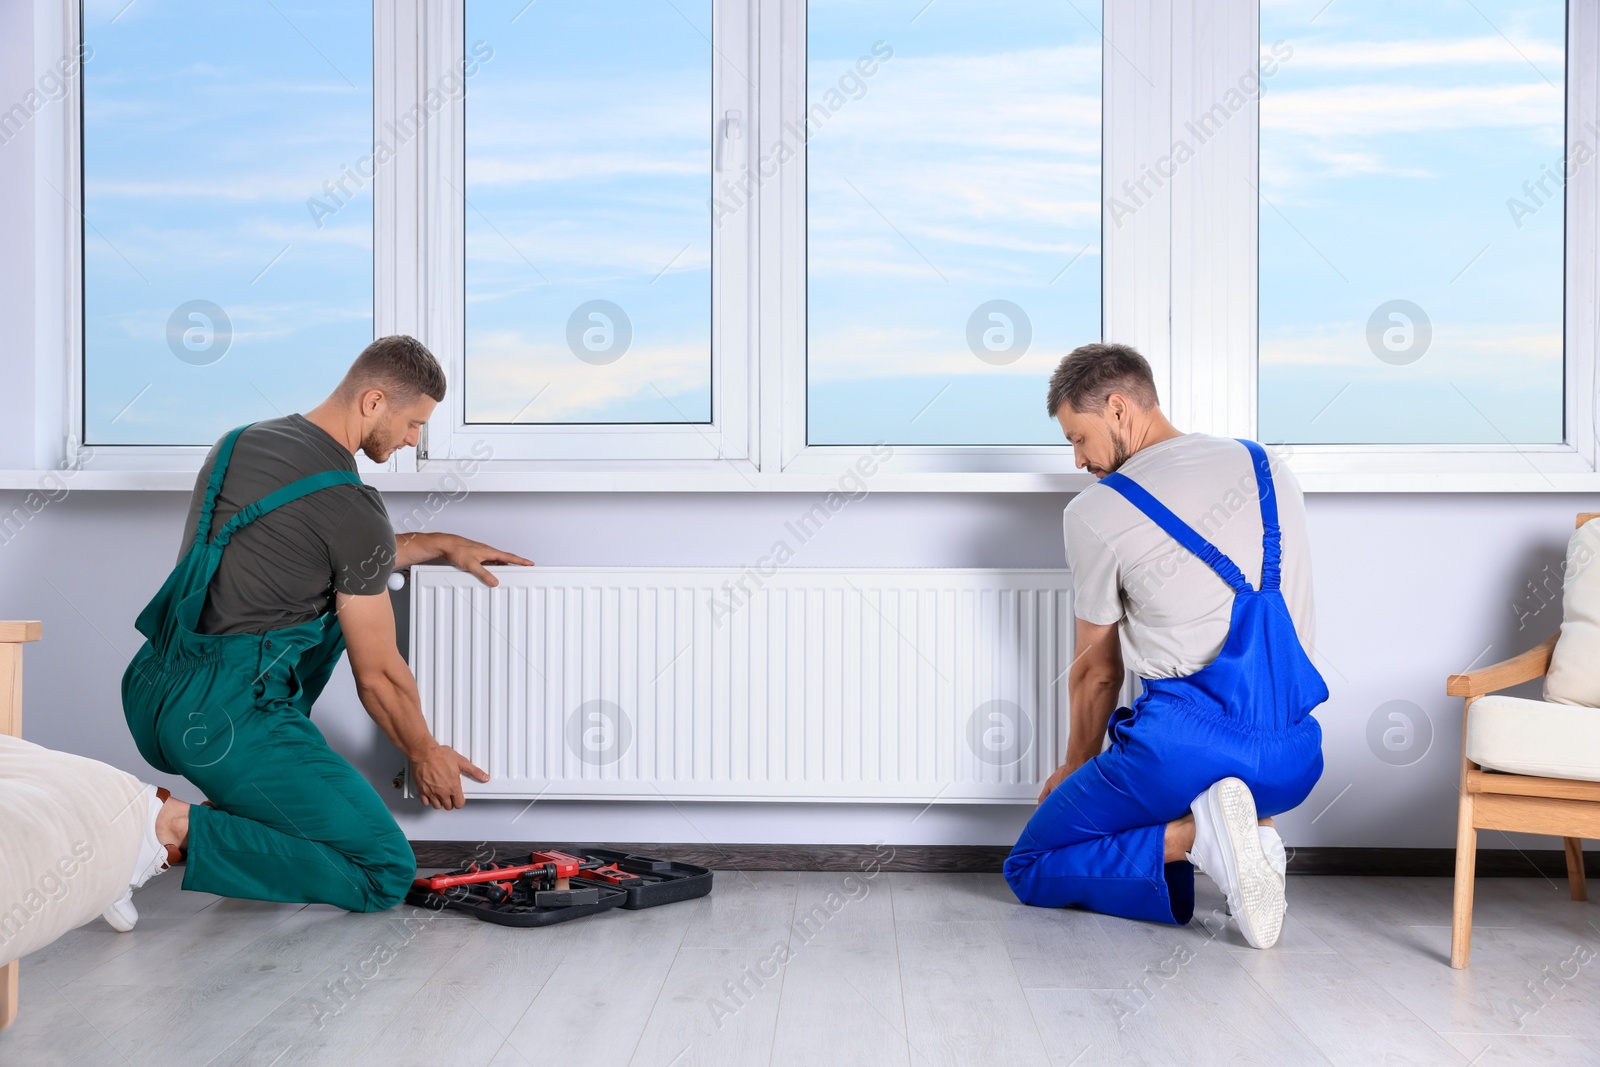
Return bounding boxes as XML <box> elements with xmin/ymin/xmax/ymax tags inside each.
<box><xmin>418</xmin><ymin>0</ymin><xmax>756</xmax><ymax>467</ymax></box>
<box><xmin>777</xmin><ymin>0</ymin><xmax>1107</xmax><ymax>473</ymax></box>
<box><xmin>10</xmin><ymin>0</ymin><xmax>1597</xmax><ymax>493</ymax></box>
<box><xmin>58</xmin><ymin>0</ymin><xmax>397</xmax><ymax>475</ymax></box>
<box><xmin>1233</xmin><ymin>0</ymin><xmax>1596</xmax><ymax>485</ymax></box>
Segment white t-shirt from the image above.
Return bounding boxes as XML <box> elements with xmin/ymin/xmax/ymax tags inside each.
<box><xmin>1063</xmin><ymin>433</ymin><xmax>1315</xmax><ymax>680</ymax></box>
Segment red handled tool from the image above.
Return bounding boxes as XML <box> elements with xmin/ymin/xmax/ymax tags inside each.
<box><xmin>526</xmin><ymin>850</ymin><xmax>586</xmax><ymax>889</ymax></box>
<box><xmin>413</xmin><ymin>862</ymin><xmax>545</xmax><ymax>893</ymax></box>
<box><xmin>576</xmin><ymin>862</ymin><xmax>645</xmax><ymax>888</ymax></box>
<box><xmin>403</xmin><ymin>847</ymin><xmax>711</xmax><ymax>926</ymax></box>
<box><xmin>412</xmin><ymin>851</ymin><xmax>590</xmax><ymax>894</ymax></box>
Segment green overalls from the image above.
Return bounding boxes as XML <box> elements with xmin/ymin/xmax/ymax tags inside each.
<box><xmin>122</xmin><ymin>424</ymin><xmax>414</xmax><ymax>912</ymax></box>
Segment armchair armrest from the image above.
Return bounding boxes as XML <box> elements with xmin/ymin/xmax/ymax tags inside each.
<box><xmin>1446</xmin><ymin>633</ymin><xmax>1558</xmax><ymax>699</ymax></box>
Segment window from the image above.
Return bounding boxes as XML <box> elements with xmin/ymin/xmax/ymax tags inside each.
<box><xmin>425</xmin><ymin>0</ymin><xmax>751</xmax><ymax>464</ymax></box>
<box><xmin>804</xmin><ymin>1</ymin><xmax>1103</xmax><ymax>446</ymax></box>
<box><xmin>1258</xmin><ymin>0</ymin><xmax>1566</xmax><ymax>445</ymax></box>
<box><xmin>462</xmin><ymin>0</ymin><xmax>712</xmax><ymax>426</ymax></box>
<box><xmin>82</xmin><ymin>0</ymin><xmax>373</xmax><ymax>446</ymax></box>
<box><xmin>44</xmin><ymin>0</ymin><xmax>1598</xmax><ymax>488</ymax></box>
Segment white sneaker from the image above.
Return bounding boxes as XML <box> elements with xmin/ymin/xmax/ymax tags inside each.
<box><xmin>1258</xmin><ymin>824</ymin><xmax>1287</xmax><ymax>881</ymax></box>
<box><xmin>101</xmin><ymin>785</ymin><xmax>181</xmax><ymax>932</ymax></box>
<box><xmin>1186</xmin><ymin>778</ymin><xmax>1286</xmax><ymax>949</ymax></box>
<box><xmin>102</xmin><ymin>890</ymin><xmax>138</xmax><ymax>932</ymax></box>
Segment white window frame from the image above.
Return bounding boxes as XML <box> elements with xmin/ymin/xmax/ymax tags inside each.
<box><xmin>771</xmin><ymin>0</ymin><xmax>1105</xmax><ymax>477</ymax></box>
<box><xmin>1220</xmin><ymin>0</ymin><xmax>1596</xmax><ymax>491</ymax></box>
<box><xmin>45</xmin><ymin>0</ymin><xmax>396</xmax><ymax>477</ymax></box>
<box><xmin>415</xmin><ymin>0</ymin><xmax>757</xmax><ymax>468</ymax></box>
<box><xmin>9</xmin><ymin>0</ymin><xmax>1598</xmax><ymax>493</ymax></box>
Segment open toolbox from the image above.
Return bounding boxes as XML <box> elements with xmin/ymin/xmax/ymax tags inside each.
<box><xmin>404</xmin><ymin>848</ymin><xmax>713</xmax><ymax>927</ymax></box>
<box><xmin>564</xmin><ymin>846</ymin><xmax>716</xmax><ymax>910</ymax></box>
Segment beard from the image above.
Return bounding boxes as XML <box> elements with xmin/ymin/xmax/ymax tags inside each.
<box><xmin>1108</xmin><ymin>432</ymin><xmax>1131</xmax><ymax>473</ymax></box>
<box><xmin>360</xmin><ymin>426</ymin><xmax>398</xmax><ymax>463</ymax></box>
<box><xmin>1090</xmin><ymin>429</ymin><xmax>1132</xmax><ymax>477</ymax></box>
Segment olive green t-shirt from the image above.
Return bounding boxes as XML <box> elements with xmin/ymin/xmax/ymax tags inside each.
<box><xmin>180</xmin><ymin>414</ymin><xmax>395</xmax><ymax>635</ymax></box>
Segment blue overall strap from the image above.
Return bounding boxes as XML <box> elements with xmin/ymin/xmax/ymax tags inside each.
<box><xmin>1236</xmin><ymin>439</ymin><xmax>1281</xmax><ymax>591</ymax></box>
<box><xmin>194</xmin><ymin>425</ymin><xmax>251</xmax><ymax>548</ymax></box>
<box><xmin>1099</xmin><ymin>472</ymin><xmax>1252</xmax><ymax>594</ymax></box>
<box><xmin>208</xmin><ymin>470</ymin><xmax>366</xmax><ymax>549</ymax></box>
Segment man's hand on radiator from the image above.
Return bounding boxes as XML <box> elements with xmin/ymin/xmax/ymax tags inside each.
<box><xmin>413</xmin><ymin>743</ymin><xmax>490</xmax><ymax>810</ymax></box>
<box><xmin>397</xmin><ymin>532</ymin><xmax>533</xmax><ymax>586</ymax></box>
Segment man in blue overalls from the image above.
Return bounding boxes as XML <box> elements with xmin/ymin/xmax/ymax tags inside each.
<box><xmin>1005</xmin><ymin>343</ymin><xmax>1327</xmax><ymax>948</ymax></box>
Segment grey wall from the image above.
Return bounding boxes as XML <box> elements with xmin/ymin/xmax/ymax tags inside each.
<box><xmin>0</xmin><ymin>485</ymin><xmax>1588</xmax><ymax>850</ymax></box>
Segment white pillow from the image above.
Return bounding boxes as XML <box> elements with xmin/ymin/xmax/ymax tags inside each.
<box><xmin>1544</xmin><ymin>518</ymin><xmax>1600</xmax><ymax>707</ymax></box>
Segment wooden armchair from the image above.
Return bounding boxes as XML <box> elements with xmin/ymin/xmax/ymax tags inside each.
<box><xmin>0</xmin><ymin>620</ymin><xmax>42</xmax><ymax>1032</ymax></box>
<box><xmin>1447</xmin><ymin>515</ymin><xmax>1599</xmax><ymax>969</ymax></box>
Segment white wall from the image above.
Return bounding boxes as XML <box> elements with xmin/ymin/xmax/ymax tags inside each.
<box><xmin>0</xmin><ymin>484</ymin><xmax>1586</xmax><ymax>850</ymax></box>
<box><xmin>2</xmin><ymin>0</ymin><xmax>1590</xmax><ymax>854</ymax></box>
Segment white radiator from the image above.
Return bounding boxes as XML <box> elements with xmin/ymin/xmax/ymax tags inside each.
<box><xmin>408</xmin><ymin>566</ymin><xmax>1074</xmax><ymax>803</ymax></box>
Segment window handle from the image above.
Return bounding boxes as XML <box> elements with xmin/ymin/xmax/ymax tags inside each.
<box><xmin>715</xmin><ymin>109</ymin><xmax>743</xmax><ymax>172</ymax></box>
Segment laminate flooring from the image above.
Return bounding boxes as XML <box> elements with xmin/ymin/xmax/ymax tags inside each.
<box><xmin>4</xmin><ymin>869</ymin><xmax>1598</xmax><ymax>1066</ymax></box>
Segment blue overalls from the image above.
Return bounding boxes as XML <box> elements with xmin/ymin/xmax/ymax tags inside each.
<box><xmin>1005</xmin><ymin>438</ymin><xmax>1327</xmax><ymax>925</ymax></box>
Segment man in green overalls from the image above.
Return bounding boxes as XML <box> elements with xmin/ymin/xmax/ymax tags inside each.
<box><xmin>118</xmin><ymin>336</ymin><xmax>531</xmax><ymax>919</ymax></box>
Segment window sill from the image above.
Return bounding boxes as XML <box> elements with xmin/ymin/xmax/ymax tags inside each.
<box><xmin>0</xmin><ymin>466</ymin><xmax>1093</xmax><ymax>494</ymax></box>
<box><xmin>2</xmin><ymin>460</ymin><xmax>1598</xmax><ymax>494</ymax></box>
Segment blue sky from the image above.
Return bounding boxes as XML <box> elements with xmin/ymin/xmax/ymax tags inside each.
<box><xmin>464</xmin><ymin>1</ymin><xmax>713</xmax><ymax>425</ymax></box>
<box><xmin>83</xmin><ymin>0</ymin><xmax>373</xmax><ymax>446</ymax></box>
<box><xmin>82</xmin><ymin>1</ymin><xmax>1566</xmax><ymax>449</ymax></box>
<box><xmin>1258</xmin><ymin>0</ymin><xmax>1566</xmax><ymax>445</ymax></box>
<box><xmin>806</xmin><ymin>0</ymin><xmax>1102</xmax><ymax>446</ymax></box>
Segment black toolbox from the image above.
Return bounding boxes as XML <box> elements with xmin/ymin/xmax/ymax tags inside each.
<box><xmin>406</xmin><ymin>878</ymin><xmax>628</xmax><ymax>927</ymax></box>
<box><xmin>404</xmin><ymin>848</ymin><xmax>712</xmax><ymax>926</ymax></box>
<box><xmin>564</xmin><ymin>846</ymin><xmax>714</xmax><ymax>910</ymax></box>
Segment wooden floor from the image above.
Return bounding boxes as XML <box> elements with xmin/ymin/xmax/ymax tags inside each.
<box><xmin>3</xmin><ymin>870</ymin><xmax>1598</xmax><ymax>1066</ymax></box>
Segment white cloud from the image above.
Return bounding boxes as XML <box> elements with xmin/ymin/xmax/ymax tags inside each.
<box><xmin>88</xmin><ymin>174</ymin><xmax>337</xmax><ymax>202</ymax></box>
<box><xmin>1260</xmin><ymin>321</ymin><xmax>1561</xmax><ymax>376</ymax></box>
<box><xmin>807</xmin><ymin>321</ymin><xmax>1068</xmax><ymax>383</ymax></box>
<box><xmin>469</xmin><ymin>154</ymin><xmax>702</xmax><ymax>186</ymax></box>
<box><xmin>464</xmin><ymin>329</ymin><xmax>711</xmax><ymax>422</ymax></box>
<box><xmin>1284</xmin><ymin>36</ymin><xmax>1563</xmax><ymax>72</ymax></box>
<box><xmin>1263</xmin><ymin>82</ymin><xmax>1562</xmax><ymax>137</ymax></box>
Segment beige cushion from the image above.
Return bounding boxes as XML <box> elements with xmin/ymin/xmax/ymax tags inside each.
<box><xmin>1467</xmin><ymin>694</ymin><xmax>1600</xmax><ymax>782</ymax></box>
<box><xmin>1544</xmin><ymin>518</ymin><xmax>1600</xmax><ymax>706</ymax></box>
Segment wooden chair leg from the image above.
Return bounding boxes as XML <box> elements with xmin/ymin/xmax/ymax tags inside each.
<box><xmin>1564</xmin><ymin>837</ymin><xmax>1588</xmax><ymax>902</ymax></box>
<box><xmin>1451</xmin><ymin>793</ymin><xmax>1478</xmax><ymax>969</ymax></box>
<box><xmin>1</xmin><ymin>958</ymin><xmax>17</xmax><ymax>1032</ymax></box>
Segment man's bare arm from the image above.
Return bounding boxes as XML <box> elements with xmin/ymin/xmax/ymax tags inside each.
<box><xmin>1036</xmin><ymin>616</ymin><xmax>1123</xmax><ymax>803</ymax></box>
<box><xmin>339</xmin><ymin>590</ymin><xmax>489</xmax><ymax>810</ymax></box>
<box><xmin>395</xmin><ymin>532</ymin><xmax>533</xmax><ymax>586</ymax></box>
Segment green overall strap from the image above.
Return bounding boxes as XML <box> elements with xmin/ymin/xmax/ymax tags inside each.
<box><xmin>194</xmin><ymin>425</ymin><xmax>252</xmax><ymax>547</ymax></box>
<box><xmin>208</xmin><ymin>470</ymin><xmax>367</xmax><ymax>549</ymax></box>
